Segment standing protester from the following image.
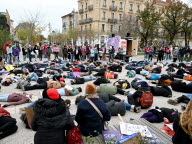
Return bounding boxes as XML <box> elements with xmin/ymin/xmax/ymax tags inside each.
<box><xmin>3</xmin><ymin>42</ymin><xmax>9</xmax><ymax>62</ymax></box>
<box><xmin>22</xmin><ymin>46</ymin><xmax>27</xmax><ymax>61</ymax></box>
<box><xmin>46</xmin><ymin>45</ymin><xmax>52</xmax><ymax>61</ymax></box>
<box><xmin>144</xmin><ymin>47</ymin><xmax>150</xmax><ymax>60</ymax></box>
<box><xmin>148</xmin><ymin>48</ymin><xmax>154</xmax><ymax>62</ymax></box>
<box><xmin>33</xmin><ymin>45</ymin><xmax>39</xmax><ymax>61</ymax></box>
<box><xmin>102</xmin><ymin>46</ymin><xmax>106</xmax><ymax>61</ymax></box>
<box><xmin>75</xmin><ymin>46</ymin><xmax>80</xmax><ymax>61</ymax></box>
<box><xmin>86</xmin><ymin>46</ymin><xmax>90</xmax><ymax>60</ymax></box>
<box><xmin>90</xmin><ymin>47</ymin><xmax>95</xmax><ymax>62</ymax></box>
<box><xmin>28</xmin><ymin>45</ymin><xmax>32</xmax><ymax>62</ymax></box>
<box><xmin>109</xmin><ymin>46</ymin><xmax>115</xmax><ymax>62</ymax></box>
<box><xmin>12</xmin><ymin>46</ymin><xmax>20</xmax><ymax>66</ymax></box>
<box><xmin>81</xmin><ymin>46</ymin><xmax>86</xmax><ymax>61</ymax></box>
<box><xmin>6</xmin><ymin>44</ymin><xmax>13</xmax><ymax>64</ymax></box>
<box><xmin>38</xmin><ymin>46</ymin><xmax>43</xmax><ymax>61</ymax></box>
<box><xmin>52</xmin><ymin>45</ymin><xmax>60</xmax><ymax>59</ymax></box>
<box><xmin>78</xmin><ymin>46</ymin><xmax>82</xmax><ymax>61</ymax></box>
<box><xmin>172</xmin><ymin>47</ymin><xmax>179</xmax><ymax>62</ymax></box>
<box><xmin>94</xmin><ymin>47</ymin><xmax>99</xmax><ymax>61</ymax></box>
<box><xmin>70</xmin><ymin>46</ymin><xmax>75</xmax><ymax>62</ymax></box>
<box><xmin>187</xmin><ymin>48</ymin><xmax>192</xmax><ymax>62</ymax></box>
<box><xmin>16</xmin><ymin>43</ymin><xmax>21</xmax><ymax>62</ymax></box>
<box><xmin>157</xmin><ymin>48</ymin><xmax>164</xmax><ymax>63</ymax></box>
<box><xmin>62</xmin><ymin>46</ymin><xmax>68</xmax><ymax>60</ymax></box>
<box><xmin>43</xmin><ymin>45</ymin><xmax>48</xmax><ymax>58</ymax></box>
<box><xmin>118</xmin><ymin>47</ymin><xmax>125</xmax><ymax>61</ymax></box>
<box><xmin>178</xmin><ymin>47</ymin><xmax>186</xmax><ymax>62</ymax></box>
<box><xmin>165</xmin><ymin>47</ymin><xmax>171</xmax><ymax>60</ymax></box>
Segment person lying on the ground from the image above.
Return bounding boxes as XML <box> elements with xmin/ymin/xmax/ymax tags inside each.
<box><xmin>75</xmin><ymin>94</ymin><xmax>141</xmax><ymax>115</ymax></box>
<box><xmin>150</xmin><ymin>84</ymin><xmax>172</xmax><ymax>97</ymax></box>
<box><xmin>171</xmin><ymin>81</ymin><xmax>192</xmax><ymax>93</ymax></box>
<box><xmin>19</xmin><ymin>80</ymin><xmax>65</xmax><ymax>91</ymax></box>
<box><xmin>71</xmin><ymin>76</ymin><xmax>96</xmax><ymax>85</ymax></box>
<box><xmin>107</xmin><ymin>62</ymin><xmax>122</xmax><ymax>72</ymax></box>
<box><xmin>93</xmin><ymin>77</ymin><xmax>110</xmax><ymax>85</ymax></box>
<box><xmin>97</xmin><ymin>84</ymin><xmax>130</xmax><ymax>96</ymax></box>
<box><xmin>171</xmin><ymin>68</ymin><xmax>192</xmax><ymax>79</ymax></box>
<box><xmin>168</xmin><ymin>94</ymin><xmax>192</xmax><ymax>106</ymax></box>
<box><xmin>0</xmin><ymin>56</ymin><xmax>5</xmax><ymax>70</ymax></box>
<box><xmin>150</xmin><ymin>74</ymin><xmax>175</xmax><ymax>86</ymax></box>
<box><xmin>144</xmin><ymin>64</ymin><xmax>153</xmax><ymax>71</ymax></box>
<box><xmin>0</xmin><ymin>107</ymin><xmax>18</xmax><ymax>140</ymax></box>
<box><xmin>63</xmin><ymin>71</ymin><xmax>91</xmax><ymax>79</ymax></box>
<box><xmin>0</xmin><ymin>92</ymin><xmax>33</xmax><ymax>107</ymax></box>
<box><xmin>145</xmin><ymin>74</ymin><xmax>161</xmax><ymax>80</ymax></box>
<box><xmin>57</xmin><ymin>85</ymin><xmax>82</xmax><ymax>96</ymax></box>
<box><xmin>141</xmin><ymin>106</ymin><xmax>178</xmax><ymax>123</ymax></box>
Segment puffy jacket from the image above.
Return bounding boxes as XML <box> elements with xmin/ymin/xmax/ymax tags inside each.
<box><xmin>97</xmin><ymin>84</ymin><xmax>117</xmax><ymax>95</ymax></box>
<box><xmin>106</xmin><ymin>100</ymin><xmax>126</xmax><ymax>116</ymax></box>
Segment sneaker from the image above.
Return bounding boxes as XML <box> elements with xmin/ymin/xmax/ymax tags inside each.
<box><xmin>167</xmin><ymin>99</ymin><xmax>178</xmax><ymax>105</ymax></box>
<box><xmin>19</xmin><ymin>83</ymin><xmax>26</xmax><ymax>91</ymax></box>
<box><xmin>134</xmin><ymin>106</ymin><xmax>141</xmax><ymax>113</ymax></box>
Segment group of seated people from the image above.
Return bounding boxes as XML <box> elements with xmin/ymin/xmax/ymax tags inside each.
<box><xmin>1</xmin><ymin>58</ymin><xmax>192</xmax><ymax>144</ymax></box>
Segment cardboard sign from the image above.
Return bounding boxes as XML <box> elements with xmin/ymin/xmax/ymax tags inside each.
<box><xmin>25</xmin><ymin>107</ymin><xmax>34</xmax><ymax>126</ymax></box>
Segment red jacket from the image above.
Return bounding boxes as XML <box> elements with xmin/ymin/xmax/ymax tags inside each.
<box><xmin>0</xmin><ymin>107</ymin><xmax>10</xmax><ymax>117</ymax></box>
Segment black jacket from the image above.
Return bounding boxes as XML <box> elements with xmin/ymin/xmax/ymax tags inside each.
<box><xmin>150</xmin><ymin>84</ymin><xmax>172</xmax><ymax>97</ymax></box>
<box><xmin>31</xmin><ymin>98</ymin><xmax>74</xmax><ymax>144</ymax></box>
<box><xmin>106</xmin><ymin>100</ymin><xmax>126</xmax><ymax>116</ymax></box>
<box><xmin>172</xmin><ymin>115</ymin><xmax>192</xmax><ymax>144</ymax></box>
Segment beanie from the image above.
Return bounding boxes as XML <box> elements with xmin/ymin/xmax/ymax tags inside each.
<box><xmin>42</xmin><ymin>88</ymin><xmax>60</xmax><ymax>100</ymax></box>
<box><xmin>85</xmin><ymin>83</ymin><xmax>97</xmax><ymax>95</ymax></box>
<box><xmin>139</xmin><ymin>81</ymin><xmax>149</xmax><ymax>87</ymax></box>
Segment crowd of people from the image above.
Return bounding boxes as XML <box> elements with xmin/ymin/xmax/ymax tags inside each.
<box><xmin>0</xmin><ymin>42</ymin><xmax>192</xmax><ymax>144</ymax></box>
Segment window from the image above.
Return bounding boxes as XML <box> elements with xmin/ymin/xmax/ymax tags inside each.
<box><xmin>82</xmin><ymin>5</ymin><xmax>83</xmax><ymax>9</ymax></box>
<box><xmin>102</xmin><ymin>11</ymin><xmax>106</xmax><ymax>20</ymax></box>
<box><xmin>86</xmin><ymin>3</ymin><xmax>87</xmax><ymax>9</ymax></box>
<box><xmin>86</xmin><ymin>14</ymin><xmax>87</xmax><ymax>19</ymax></box>
<box><xmin>103</xmin><ymin>0</ymin><xmax>106</xmax><ymax>6</ymax></box>
<box><xmin>130</xmin><ymin>4</ymin><xmax>133</xmax><ymax>11</ymax></box>
<box><xmin>90</xmin><ymin>12</ymin><xmax>92</xmax><ymax>18</ymax></box>
<box><xmin>137</xmin><ymin>5</ymin><xmax>140</xmax><ymax>11</ymax></box>
<box><xmin>110</xmin><ymin>25</ymin><xmax>113</xmax><ymax>32</ymax></box>
<box><xmin>120</xmin><ymin>2</ymin><xmax>123</xmax><ymax>9</ymax></box>
<box><xmin>102</xmin><ymin>24</ymin><xmax>105</xmax><ymax>32</ymax></box>
<box><xmin>129</xmin><ymin>15</ymin><xmax>132</xmax><ymax>22</ymax></box>
<box><xmin>119</xmin><ymin>25</ymin><xmax>121</xmax><ymax>32</ymax></box>
<box><xmin>112</xmin><ymin>1</ymin><xmax>115</xmax><ymax>7</ymax></box>
<box><xmin>156</xmin><ymin>29</ymin><xmax>159</xmax><ymax>36</ymax></box>
<box><xmin>111</xmin><ymin>13</ymin><xmax>114</xmax><ymax>19</ymax></box>
<box><xmin>81</xmin><ymin>15</ymin><xmax>83</xmax><ymax>20</ymax></box>
<box><xmin>85</xmin><ymin>25</ymin><xmax>87</xmax><ymax>30</ymax></box>
<box><xmin>119</xmin><ymin>14</ymin><xmax>122</xmax><ymax>21</ymax></box>
<box><xmin>81</xmin><ymin>26</ymin><xmax>83</xmax><ymax>31</ymax></box>
<box><xmin>135</xmin><ymin>16</ymin><xmax>139</xmax><ymax>25</ymax></box>
<box><xmin>101</xmin><ymin>36</ymin><xmax>105</xmax><ymax>43</ymax></box>
<box><xmin>159</xmin><ymin>9</ymin><xmax>162</xmax><ymax>14</ymax></box>
<box><xmin>90</xmin><ymin>24</ymin><xmax>92</xmax><ymax>30</ymax></box>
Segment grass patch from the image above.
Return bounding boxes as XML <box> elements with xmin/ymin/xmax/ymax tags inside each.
<box><xmin>137</xmin><ymin>52</ymin><xmax>144</xmax><ymax>55</ymax></box>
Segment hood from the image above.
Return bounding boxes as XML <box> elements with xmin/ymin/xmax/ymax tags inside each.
<box><xmin>0</xmin><ymin>107</ymin><xmax>10</xmax><ymax>117</ymax></box>
<box><xmin>34</xmin><ymin>98</ymin><xmax>73</xmax><ymax>129</ymax></box>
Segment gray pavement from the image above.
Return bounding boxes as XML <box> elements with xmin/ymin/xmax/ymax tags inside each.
<box><xmin>1</xmin><ymin>55</ymin><xmax>186</xmax><ymax>144</ymax></box>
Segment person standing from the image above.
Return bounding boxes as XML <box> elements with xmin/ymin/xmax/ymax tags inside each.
<box><xmin>22</xmin><ymin>46</ymin><xmax>27</xmax><ymax>61</ymax></box>
<box><xmin>178</xmin><ymin>47</ymin><xmax>186</xmax><ymax>62</ymax></box>
<box><xmin>148</xmin><ymin>48</ymin><xmax>154</xmax><ymax>62</ymax></box>
<box><xmin>70</xmin><ymin>46</ymin><xmax>75</xmax><ymax>62</ymax></box>
<box><xmin>78</xmin><ymin>46</ymin><xmax>82</xmax><ymax>61</ymax></box>
<box><xmin>6</xmin><ymin>44</ymin><xmax>13</xmax><ymax>64</ymax></box>
<box><xmin>75</xmin><ymin>46</ymin><xmax>80</xmax><ymax>61</ymax></box>
<box><xmin>31</xmin><ymin>88</ymin><xmax>74</xmax><ymax>144</ymax></box>
<box><xmin>109</xmin><ymin>46</ymin><xmax>115</xmax><ymax>62</ymax></box>
<box><xmin>52</xmin><ymin>44</ymin><xmax>60</xmax><ymax>59</ymax></box>
<box><xmin>165</xmin><ymin>47</ymin><xmax>171</xmax><ymax>60</ymax></box>
<box><xmin>172</xmin><ymin>47</ymin><xmax>179</xmax><ymax>62</ymax></box>
<box><xmin>33</xmin><ymin>45</ymin><xmax>39</xmax><ymax>61</ymax></box>
<box><xmin>46</xmin><ymin>45</ymin><xmax>52</xmax><ymax>61</ymax></box>
<box><xmin>102</xmin><ymin>46</ymin><xmax>106</xmax><ymax>61</ymax></box>
<box><xmin>86</xmin><ymin>46</ymin><xmax>90</xmax><ymax>60</ymax></box>
<box><xmin>187</xmin><ymin>48</ymin><xmax>192</xmax><ymax>62</ymax></box>
<box><xmin>94</xmin><ymin>47</ymin><xmax>99</xmax><ymax>61</ymax></box>
<box><xmin>81</xmin><ymin>46</ymin><xmax>86</xmax><ymax>61</ymax></box>
<box><xmin>90</xmin><ymin>47</ymin><xmax>95</xmax><ymax>62</ymax></box>
<box><xmin>144</xmin><ymin>47</ymin><xmax>150</xmax><ymax>61</ymax></box>
<box><xmin>12</xmin><ymin>46</ymin><xmax>20</xmax><ymax>66</ymax></box>
<box><xmin>38</xmin><ymin>46</ymin><xmax>43</xmax><ymax>61</ymax></box>
<box><xmin>28</xmin><ymin>45</ymin><xmax>32</xmax><ymax>62</ymax></box>
<box><xmin>62</xmin><ymin>46</ymin><xmax>68</xmax><ymax>60</ymax></box>
<box><xmin>157</xmin><ymin>48</ymin><xmax>164</xmax><ymax>63</ymax></box>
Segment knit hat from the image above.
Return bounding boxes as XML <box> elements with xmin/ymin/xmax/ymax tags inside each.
<box><xmin>42</xmin><ymin>88</ymin><xmax>60</xmax><ymax>100</ymax></box>
<box><xmin>59</xmin><ymin>78</ymin><xmax>65</xmax><ymax>82</ymax></box>
<box><xmin>85</xmin><ymin>83</ymin><xmax>97</xmax><ymax>95</ymax></box>
<box><xmin>139</xmin><ymin>81</ymin><xmax>149</xmax><ymax>87</ymax></box>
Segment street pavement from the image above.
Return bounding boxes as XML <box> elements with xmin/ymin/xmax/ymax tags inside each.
<box><xmin>1</xmin><ymin>55</ymin><xmax>186</xmax><ymax>144</ymax></box>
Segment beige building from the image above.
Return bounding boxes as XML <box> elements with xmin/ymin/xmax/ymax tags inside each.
<box><xmin>77</xmin><ymin>0</ymin><xmax>171</xmax><ymax>46</ymax></box>
<box><xmin>61</xmin><ymin>11</ymin><xmax>78</xmax><ymax>34</ymax></box>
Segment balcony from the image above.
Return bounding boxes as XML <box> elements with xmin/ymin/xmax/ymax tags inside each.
<box><xmin>88</xmin><ymin>5</ymin><xmax>93</xmax><ymax>11</ymax></box>
<box><xmin>103</xmin><ymin>5</ymin><xmax>107</xmax><ymax>7</ymax></box>
<box><xmin>79</xmin><ymin>9</ymin><xmax>84</xmax><ymax>14</ymax></box>
<box><xmin>79</xmin><ymin>18</ymin><xmax>93</xmax><ymax>24</ymax></box>
<box><xmin>119</xmin><ymin>8</ymin><xmax>123</xmax><ymax>11</ymax></box>
<box><xmin>79</xmin><ymin>20</ymin><xmax>85</xmax><ymax>25</ymax></box>
<box><xmin>109</xmin><ymin>5</ymin><xmax>117</xmax><ymax>11</ymax></box>
<box><xmin>108</xmin><ymin>18</ymin><xmax>117</xmax><ymax>23</ymax></box>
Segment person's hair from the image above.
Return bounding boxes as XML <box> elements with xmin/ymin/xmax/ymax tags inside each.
<box><xmin>77</xmin><ymin>87</ymin><xmax>82</xmax><ymax>92</ymax></box>
<box><xmin>180</xmin><ymin>100</ymin><xmax>192</xmax><ymax>139</ymax></box>
<box><xmin>63</xmin><ymin>75</ymin><xmax>66</xmax><ymax>78</ymax></box>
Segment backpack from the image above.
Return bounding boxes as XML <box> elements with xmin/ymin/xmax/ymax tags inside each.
<box><xmin>66</xmin><ymin>126</ymin><xmax>82</xmax><ymax>144</ymax></box>
<box><xmin>127</xmin><ymin>70</ymin><xmax>136</xmax><ymax>77</ymax></box>
<box><xmin>139</xmin><ymin>91</ymin><xmax>153</xmax><ymax>108</ymax></box>
<box><xmin>104</xmin><ymin>71</ymin><xmax>118</xmax><ymax>79</ymax></box>
<box><xmin>131</xmin><ymin>78</ymin><xmax>142</xmax><ymax>89</ymax></box>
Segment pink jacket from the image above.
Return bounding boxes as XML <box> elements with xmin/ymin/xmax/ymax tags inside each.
<box><xmin>52</xmin><ymin>46</ymin><xmax>60</xmax><ymax>52</ymax></box>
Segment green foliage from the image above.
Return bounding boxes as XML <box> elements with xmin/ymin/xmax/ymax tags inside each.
<box><xmin>161</xmin><ymin>1</ymin><xmax>186</xmax><ymax>44</ymax></box>
<box><xmin>0</xmin><ymin>28</ymin><xmax>12</xmax><ymax>52</ymax></box>
<box><xmin>0</xmin><ymin>14</ymin><xmax>6</xmax><ymax>20</ymax></box>
<box><xmin>137</xmin><ymin>2</ymin><xmax>162</xmax><ymax>47</ymax></box>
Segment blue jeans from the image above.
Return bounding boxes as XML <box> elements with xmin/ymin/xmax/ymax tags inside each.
<box><xmin>0</xmin><ymin>94</ymin><xmax>9</xmax><ymax>101</ymax></box>
<box><xmin>14</xmin><ymin>56</ymin><xmax>19</xmax><ymax>64</ymax></box>
<box><xmin>84</xmin><ymin>77</ymin><xmax>96</xmax><ymax>82</ymax></box>
<box><xmin>23</xmin><ymin>55</ymin><xmax>27</xmax><ymax>61</ymax></box>
<box><xmin>123</xmin><ymin>102</ymin><xmax>132</xmax><ymax>111</ymax></box>
<box><xmin>57</xmin><ymin>88</ymin><xmax>66</xmax><ymax>96</ymax></box>
<box><xmin>70</xmin><ymin>54</ymin><xmax>74</xmax><ymax>62</ymax></box>
<box><xmin>165</xmin><ymin>53</ymin><xmax>170</xmax><ymax>60</ymax></box>
<box><xmin>7</xmin><ymin>54</ymin><xmax>12</xmax><ymax>64</ymax></box>
<box><xmin>144</xmin><ymin>53</ymin><xmax>149</xmax><ymax>60</ymax></box>
<box><xmin>30</xmin><ymin>73</ymin><xmax>39</xmax><ymax>81</ymax></box>
<box><xmin>66</xmin><ymin>73</ymin><xmax>75</xmax><ymax>79</ymax></box>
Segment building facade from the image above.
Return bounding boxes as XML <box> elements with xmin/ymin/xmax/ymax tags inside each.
<box><xmin>0</xmin><ymin>10</ymin><xmax>14</xmax><ymax>34</ymax></box>
<box><xmin>61</xmin><ymin>11</ymin><xmax>78</xmax><ymax>33</ymax></box>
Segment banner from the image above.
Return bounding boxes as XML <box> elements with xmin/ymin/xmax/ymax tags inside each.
<box><xmin>107</xmin><ymin>37</ymin><xmax>121</xmax><ymax>51</ymax></box>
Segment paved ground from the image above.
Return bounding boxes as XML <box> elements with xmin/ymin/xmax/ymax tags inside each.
<box><xmin>1</xmin><ymin>55</ymin><xmax>187</xmax><ymax>144</ymax></box>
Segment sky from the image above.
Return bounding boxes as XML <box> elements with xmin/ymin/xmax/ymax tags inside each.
<box><xmin>0</xmin><ymin>0</ymin><xmax>78</xmax><ymax>36</ymax></box>
<box><xmin>0</xmin><ymin>0</ymin><xmax>190</xmax><ymax>37</ymax></box>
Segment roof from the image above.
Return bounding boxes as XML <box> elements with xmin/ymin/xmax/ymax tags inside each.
<box><xmin>61</xmin><ymin>11</ymin><xmax>78</xmax><ymax>18</ymax></box>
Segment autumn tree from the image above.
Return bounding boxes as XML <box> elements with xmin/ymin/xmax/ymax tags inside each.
<box><xmin>0</xmin><ymin>27</ymin><xmax>12</xmax><ymax>53</ymax></box>
<box><xmin>137</xmin><ymin>1</ymin><xmax>162</xmax><ymax>47</ymax></box>
<box><xmin>161</xmin><ymin>0</ymin><xmax>186</xmax><ymax>44</ymax></box>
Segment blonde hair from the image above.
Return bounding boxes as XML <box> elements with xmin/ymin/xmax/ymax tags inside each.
<box><xmin>86</xmin><ymin>93</ymin><xmax>99</xmax><ymax>99</ymax></box>
<box><xmin>180</xmin><ymin>100</ymin><xmax>192</xmax><ymax>139</ymax></box>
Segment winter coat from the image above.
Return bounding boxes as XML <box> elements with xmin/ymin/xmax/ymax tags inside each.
<box><xmin>97</xmin><ymin>84</ymin><xmax>117</xmax><ymax>95</ymax></box>
<box><xmin>106</xmin><ymin>100</ymin><xmax>126</xmax><ymax>116</ymax></box>
<box><xmin>31</xmin><ymin>98</ymin><xmax>74</xmax><ymax>144</ymax></box>
<box><xmin>171</xmin><ymin>81</ymin><xmax>192</xmax><ymax>93</ymax></box>
<box><xmin>172</xmin><ymin>115</ymin><xmax>192</xmax><ymax>144</ymax></box>
<box><xmin>62</xmin><ymin>48</ymin><xmax>68</xmax><ymax>54</ymax></box>
<box><xmin>46</xmin><ymin>47</ymin><xmax>52</xmax><ymax>55</ymax></box>
<box><xmin>75</xmin><ymin>98</ymin><xmax>111</xmax><ymax>137</ymax></box>
<box><xmin>150</xmin><ymin>84</ymin><xmax>172</xmax><ymax>97</ymax></box>
<box><xmin>93</xmin><ymin>77</ymin><xmax>110</xmax><ymax>85</ymax></box>
<box><xmin>12</xmin><ymin>48</ymin><xmax>19</xmax><ymax>56</ymax></box>
<box><xmin>22</xmin><ymin>48</ymin><xmax>27</xmax><ymax>55</ymax></box>
<box><xmin>173</xmin><ymin>49</ymin><xmax>179</xmax><ymax>58</ymax></box>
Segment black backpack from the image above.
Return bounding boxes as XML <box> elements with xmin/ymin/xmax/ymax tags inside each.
<box><xmin>114</xmin><ymin>79</ymin><xmax>130</xmax><ymax>89</ymax></box>
<box><xmin>93</xmin><ymin>77</ymin><xmax>110</xmax><ymax>85</ymax></box>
